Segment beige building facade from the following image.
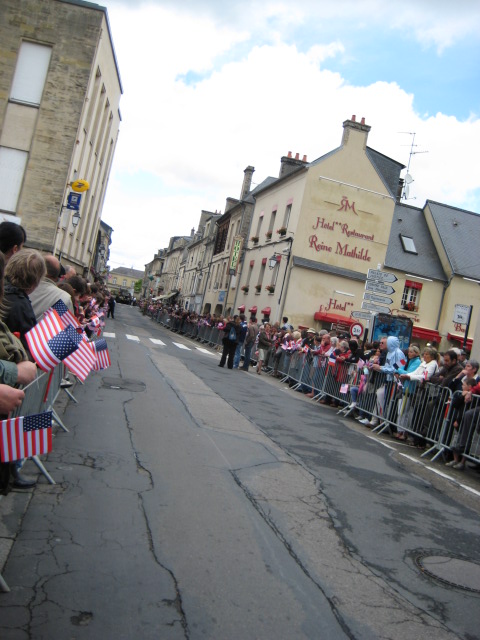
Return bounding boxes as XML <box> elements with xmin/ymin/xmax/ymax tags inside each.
<box><xmin>236</xmin><ymin>117</ymin><xmax>480</xmax><ymax>350</ymax></box>
<box><xmin>0</xmin><ymin>0</ymin><xmax>122</xmax><ymax>276</ymax></box>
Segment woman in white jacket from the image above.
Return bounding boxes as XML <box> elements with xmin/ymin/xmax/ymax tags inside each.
<box><xmin>399</xmin><ymin>347</ymin><xmax>439</xmax><ymax>383</ymax></box>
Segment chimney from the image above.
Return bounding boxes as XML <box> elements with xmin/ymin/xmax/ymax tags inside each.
<box><xmin>341</xmin><ymin>115</ymin><xmax>371</xmax><ymax>148</ymax></box>
<box><xmin>279</xmin><ymin>152</ymin><xmax>309</xmax><ymax>178</ymax></box>
<box><xmin>240</xmin><ymin>165</ymin><xmax>255</xmax><ymax>199</ymax></box>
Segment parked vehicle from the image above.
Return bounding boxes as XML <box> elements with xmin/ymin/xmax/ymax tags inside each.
<box><xmin>116</xmin><ymin>288</ymin><xmax>132</xmax><ymax>304</ymax></box>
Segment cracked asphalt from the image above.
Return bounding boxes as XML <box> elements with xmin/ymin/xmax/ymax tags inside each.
<box><xmin>1</xmin><ymin>305</ymin><xmax>479</xmax><ymax>639</ymax></box>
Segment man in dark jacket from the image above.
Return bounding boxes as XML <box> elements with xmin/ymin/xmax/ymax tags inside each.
<box><xmin>219</xmin><ymin>316</ymin><xmax>240</xmax><ymax>369</ymax></box>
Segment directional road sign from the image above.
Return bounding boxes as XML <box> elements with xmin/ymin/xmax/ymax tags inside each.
<box><xmin>363</xmin><ymin>292</ymin><xmax>394</xmax><ymax>305</ymax></box>
<box><xmin>351</xmin><ymin>311</ymin><xmax>373</xmax><ymax>320</ymax></box>
<box><xmin>367</xmin><ymin>269</ymin><xmax>398</xmax><ymax>284</ymax></box>
<box><xmin>362</xmin><ymin>301</ymin><xmax>391</xmax><ymax>314</ymax></box>
<box><xmin>365</xmin><ymin>281</ymin><xmax>395</xmax><ymax>296</ymax></box>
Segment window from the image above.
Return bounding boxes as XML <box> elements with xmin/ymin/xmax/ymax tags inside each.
<box><xmin>112</xmin><ymin>277</ymin><xmax>117</xmax><ymax>285</ymax></box>
<box><xmin>401</xmin><ymin>280</ymin><xmax>422</xmax><ymax>311</ymax></box>
<box><xmin>10</xmin><ymin>42</ymin><xmax>52</xmax><ymax>105</ymax></box>
<box><xmin>282</xmin><ymin>203</ymin><xmax>292</xmax><ymax>227</ymax></box>
<box><xmin>122</xmin><ymin>279</ymin><xmax>127</xmax><ymax>286</ymax></box>
<box><xmin>400</xmin><ymin>235</ymin><xmax>417</xmax><ymax>254</ymax></box>
<box><xmin>0</xmin><ymin>147</ymin><xmax>28</xmax><ymax>212</ymax></box>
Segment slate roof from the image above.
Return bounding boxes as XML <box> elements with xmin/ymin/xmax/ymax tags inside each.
<box><xmin>426</xmin><ymin>200</ymin><xmax>480</xmax><ymax>279</ymax></box>
<box><xmin>384</xmin><ymin>203</ymin><xmax>447</xmax><ymax>281</ymax></box>
<box><xmin>366</xmin><ymin>147</ymin><xmax>405</xmax><ymax>199</ymax></box>
<box><xmin>109</xmin><ymin>266</ymin><xmax>144</xmax><ymax>279</ymax></box>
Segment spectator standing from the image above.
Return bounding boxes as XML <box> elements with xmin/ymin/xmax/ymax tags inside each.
<box><xmin>1</xmin><ymin>249</ymin><xmax>46</xmax><ymax>352</ymax></box>
<box><xmin>241</xmin><ymin>316</ymin><xmax>259</xmax><ymax>372</ymax></box>
<box><xmin>233</xmin><ymin>314</ymin><xmax>248</xmax><ymax>369</ymax></box>
<box><xmin>28</xmin><ymin>255</ymin><xmax>74</xmax><ymax>320</ymax></box>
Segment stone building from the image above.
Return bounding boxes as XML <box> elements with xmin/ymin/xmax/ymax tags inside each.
<box><xmin>180</xmin><ymin>211</ymin><xmax>221</xmax><ymax>313</ymax></box>
<box><xmin>0</xmin><ymin>0</ymin><xmax>122</xmax><ymax>276</ymax></box>
<box><xmin>202</xmin><ymin>166</ymin><xmax>276</xmax><ymax>317</ymax></box>
<box><xmin>108</xmin><ymin>266</ymin><xmax>144</xmax><ymax>298</ymax></box>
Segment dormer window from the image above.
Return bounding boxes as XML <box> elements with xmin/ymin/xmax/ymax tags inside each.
<box><xmin>400</xmin><ymin>235</ymin><xmax>417</xmax><ymax>254</ymax></box>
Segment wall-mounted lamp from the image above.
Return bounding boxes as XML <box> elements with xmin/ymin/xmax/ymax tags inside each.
<box><xmin>71</xmin><ymin>211</ymin><xmax>81</xmax><ymax>228</ymax></box>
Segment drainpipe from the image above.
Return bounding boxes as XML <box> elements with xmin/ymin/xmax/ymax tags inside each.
<box><xmin>436</xmin><ymin>275</ymin><xmax>453</xmax><ymax>331</ymax></box>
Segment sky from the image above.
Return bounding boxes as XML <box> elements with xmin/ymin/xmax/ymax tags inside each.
<box><xmin>99</xmin><ymin>0</ymin><xmax>480</xmax><ymax>271</ymax></box>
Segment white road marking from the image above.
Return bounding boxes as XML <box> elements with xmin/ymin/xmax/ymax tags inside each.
<box><xmin>126</xmin><ymin>334</ymin><xmax>140</xmax><ymax>341</ymax></box>
<box><xmin>196</xmin><ymin>347</ymin><xmax>216</xmax><ymax>356</ymax></box>
<box><xmin>103</xmin><ymin>332</ymin><xmax>116</xmax><ymax>338</ymax></box>
<box><xmin>172</xmin><ymin>342</ymin><xmax>191</xmax><ymax>350</ymax></box>
<box><xmin>150</xmin><ymin>338</ymin><xmax>166</xmax><ymax>346</ymax></box>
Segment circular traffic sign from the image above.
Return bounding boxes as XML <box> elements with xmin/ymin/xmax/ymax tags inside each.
<box><xmin>350</xmin><ymin>322</ymin><xmax>363</xmax><ymax>338</ymax></box>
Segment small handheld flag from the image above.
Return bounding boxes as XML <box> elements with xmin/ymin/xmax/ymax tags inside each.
<box><xmin>0</xmin><ymin>411</ymin><xmax>53</xmax><ymax>463</ymax></box>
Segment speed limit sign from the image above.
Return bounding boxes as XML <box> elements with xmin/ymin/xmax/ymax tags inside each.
<box><xmin>350</xmin><ymin>323</ymin><xmax>363</xmax><ymax>338</ymax></box>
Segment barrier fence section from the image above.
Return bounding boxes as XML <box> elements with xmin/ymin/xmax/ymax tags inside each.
<box><xmin>146</xmin><ymin>310</ymin><xmax>480</xmax><ymax>466</ymax></box>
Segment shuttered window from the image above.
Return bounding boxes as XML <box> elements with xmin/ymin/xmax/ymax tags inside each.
<box><xmin>10</xmin><ymin>42</ymin><xmax>52</xmax><ymax>105</ymax></box>
<box><xmin>0</xmin><ymin>147</ymin><xmax>28</xmax><ymax>212</ymax></box>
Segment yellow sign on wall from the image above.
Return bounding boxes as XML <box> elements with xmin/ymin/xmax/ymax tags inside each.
<box><xmin>71</xmin><ymin>179</ymin><xmax>90</xmax><ymax>193</ymax></box>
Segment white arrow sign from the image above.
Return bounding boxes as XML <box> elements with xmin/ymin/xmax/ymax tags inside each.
<box><xmin>367</xmin><ymin>269</ymin><xmax>398</xmax><ymax>283</ymax></box>
<box><xmin>362</xmin><ymin>301</ymin><xmax>391</xmax><ymax>314</ymax></box>
<box><xmin>365</xmin><ymin>281</ymin><xmax>395</xmax><ymax>296</ymax></box>
<box><xmin>351</xmin><ymin>311</ymin><xmax>373</xmax><ymax>320</ymax></box>
<box><xmin>363</xmin><ymin>292</ymin><xmax>394</xmax><ymax>305</ymax></box>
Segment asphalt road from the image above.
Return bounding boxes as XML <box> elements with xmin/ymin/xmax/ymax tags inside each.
<box><xmin>1</xmin><ymin>304</ymin><xmax>479</xmax><ymax>640</ymax></box>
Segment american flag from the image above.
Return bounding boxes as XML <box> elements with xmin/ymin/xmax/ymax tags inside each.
<box><xmin>0</xmin><ymin>411</ymin><xmax>52</xmax><ymax>463</ymax></box>
<box><xmin>26</xmin><ymin>310</ymin><xmax>63</xmax><ymax>367</ymax></box>
<box><xmin>26</xmin><ymin>325</ymin><xmax>79</xmax><ymax>371</ymax></box>
<box><xmin>93</xmin><ymin>339</ymin><xmax>111</xmax><ymax>370</ymax></box>
<box><xmin>64</xmin><ymin>337</ymin><xmax>96</xmax><ymax>381</ymax></box>
<box><xmin>49</xmin><ymin>299</ymin><xmax>80</xmax><ymax>329</ymax></box>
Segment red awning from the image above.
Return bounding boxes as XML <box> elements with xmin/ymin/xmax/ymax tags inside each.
<box><xmin>237</xmin><ymin>304</ymin><xmax>245</xmax><ymax>312</ymax></box>
<box><xmin>411</xmin><ymin>326</ymin><xmax>441</xmax><ymax>342</ymax></box>
<box><xmin>313</xmin><ymin>311</ymin><xmax>354</xmax><ymax>326</ymax></box>
<box><xmin>248</xmin><ymin>306</ymin><xmax>257</xmax><ymax>314</ymax></box>
<box><xmin>447</xmin><ymin>332</ymin><xmax>473</xmax><ymax>350</ymax></box>
<box><xmin>261</xmin><ymin>306</ymin><xmax>271</xmax><ymax>316</ymax></box>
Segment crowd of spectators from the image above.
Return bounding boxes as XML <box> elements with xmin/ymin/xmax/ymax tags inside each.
<box><xmin>0</xmin><ymin>221</ymin><xmax>113</xmax><ymax>493</ymax></box>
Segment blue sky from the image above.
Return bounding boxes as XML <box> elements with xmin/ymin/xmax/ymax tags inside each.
<box><xmin>101</xmin><ymin>0</ymin><xmax>480</xmax><ymax>270</ymax></box>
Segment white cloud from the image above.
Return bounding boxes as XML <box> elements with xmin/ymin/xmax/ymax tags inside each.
<box><xmin>101</xmin><ymin>1</ymin><xmax>480</xmax><ymax>270</ymax></box>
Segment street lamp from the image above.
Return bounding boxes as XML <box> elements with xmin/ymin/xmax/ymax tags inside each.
<box><xmin>71</xmin><ymin>211</ymin><xmax>81</xmax><ymax>228</ymax></box>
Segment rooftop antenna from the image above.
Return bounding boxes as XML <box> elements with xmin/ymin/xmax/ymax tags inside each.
<box><xmin>399</xmin><ymin>132</ymin><xmax>428</xmax><ymax>200</ymax></box>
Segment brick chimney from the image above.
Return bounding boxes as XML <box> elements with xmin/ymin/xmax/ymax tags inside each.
<box><xmin>342</xmin><ymin>115</ymin><xmax>371</xmax><ymax>149</ymax></box>
<box><xmin>240</xmin><ymin>165</ymin><xmax>255</xmax><ymax>199</ymax></box>
<box><xmin>279</xmin><ymin>152</ymin><xmax>308</xmax><ymax>178</ymax></box>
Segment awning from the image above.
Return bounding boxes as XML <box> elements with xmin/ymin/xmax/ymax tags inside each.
<box><xmin>248</xmin><ymin>306</ymin><xmax>257</xmax><ymax>314</ymax></box>
<box><xmin>313</xmin><ymin>311</ymin><xmax>354</xmax><ymax>326</ymax></box>
<box><xmin>237</xmin><ymin>304</ymin><xmax>245</xmax><ymax>312</ymax></box>
<box><xmin>447</xmin><ymin>332</ymin><xmax>473</xmax><ymax>350</ymax></box>
<box><xmin>411</xmin><ymin>326</ymin><xmax>441</xmax><ymax>342</ymax></box>
<box><xmin>261</xmin><ymin>306</ymin><xmax>271</xmax><ymax>316</ymax></box>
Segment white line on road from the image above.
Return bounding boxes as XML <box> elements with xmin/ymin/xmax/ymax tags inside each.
<box><xmin>149</xmin><ymin>338</ymin><xmax>166</xmax><ymax>345</ymax></box>
<box><xmin>172</xmin><ymin>342</ymin><xmax>191</xmax><ymax>350</ymax></box>
<box><xmin>103</xmin><ymin>332</ymin><xmax>116</xmax><ymax>338</ymax></box>
<box><xmin>196</xmin><ymin>347</ymin><xmax>216</xmax><ymax>356</ymax></box>
<box><xmin>126</xmin><ymin>334</ymin><xmax>140</xmax><ymax>341</ymax></box>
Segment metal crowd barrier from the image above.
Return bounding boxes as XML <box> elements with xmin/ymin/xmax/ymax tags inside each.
<box><xmin>144</xmin><ymin>310</ymin><xmax>480</xmax><ymax>466</ymax></box>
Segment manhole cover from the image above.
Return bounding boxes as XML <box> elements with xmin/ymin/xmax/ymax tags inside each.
<box><xmin>101</xmin><ymin>377</ymin><xmax>146</xmax><ymax>392</ymax></box>
<box><xmin>416</xmin><ymin>554</ymin><xmax>480</xmax><ymax>592</ymax></box>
